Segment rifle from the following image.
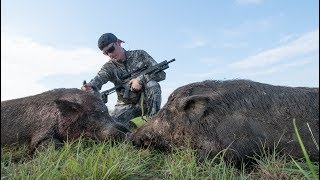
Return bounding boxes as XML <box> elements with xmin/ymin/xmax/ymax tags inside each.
<box><xmin>100</xmin><ymin>58</ymin><xmax>175</xmax><ymax>103</ymax></box>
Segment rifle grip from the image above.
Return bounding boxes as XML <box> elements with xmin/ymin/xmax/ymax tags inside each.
<box><xmin>101</xmin><ymin>93</ymin><xmax>108</xmax><ymax>103</ymax></box>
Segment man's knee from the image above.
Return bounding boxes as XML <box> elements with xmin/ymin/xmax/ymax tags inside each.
<box><xmin>143</xmin><ymin>81</ymin><xmax>162</xmax><ymax>118</ymax></box>
<box><xmin>111</xmin><ymin>104</ymin><xmax>140</xmax><ymax>127</ymax></box>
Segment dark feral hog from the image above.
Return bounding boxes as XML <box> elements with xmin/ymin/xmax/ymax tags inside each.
<box><xmin>1</xmin><ymin>88</ymin><xmax>130</xmax><ymax>152</ymax></box>
<box><xmin>130</xmin><ymin>79</ymin><xmax>319</xmax><ymax>163</ymax></box>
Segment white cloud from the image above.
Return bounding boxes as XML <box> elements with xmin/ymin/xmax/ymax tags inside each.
<box><xmin>230</xmin><ymin>29</ymin><xmax>319</xmax><ymax>69</ymax></box>
<box><xmin>1</xmin><ymin>30</ymin><xmax>107</xmax><ymax>101</ymax></box>
<box><xmin>243</xmin><ymin>59</ymin><xmax>313</xmax><ymax>76</ymax></box>
<box><xmin>182</xmin><ymin>29</ymin><xmax>319</xmax><ymax>87</ymax></box>
<box><xmin>277</xmin><ymin>33</ymin><xmax>298</xmax><ymax>44</ymax></box>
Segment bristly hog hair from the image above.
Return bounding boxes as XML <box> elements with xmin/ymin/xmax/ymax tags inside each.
<box><xmin>130</xmin><ymin>79</ymin><xmax>319</xmax><ymax>164</ymax></box>
<box><xmin>1</xmin><ymin>88</ymin><xmax>130</xmax><ymax>152</ymax></box>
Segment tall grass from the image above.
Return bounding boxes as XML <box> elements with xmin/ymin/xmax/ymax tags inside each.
<box><xmin>291</xmin><ymin>118</ymin><xmax>319</xmax><ymax>179</ymax></box>
<box><xmin>2</xmin><ymin>140</ymin><xmax>318</xmax><ymax>179</ymax></box>
<box><xmin>1</xmin><ymin>140</ymin><xmax>158</xmax><ymax>179</ymax></box>
<box><xmin>1</xmin><ymin>118</ymin><xmax>318</xmax><ymax>179</ymax></box>
<box><xmin>1</xmin><ymin>140</ymin><xmax>247</xmax><ymax>179</ymax></box>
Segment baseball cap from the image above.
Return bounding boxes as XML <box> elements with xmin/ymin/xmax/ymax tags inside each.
<box><xmin>98</xmin><ymin>33</ymin><xmax>124</xmax><ymax>50</ymax></box>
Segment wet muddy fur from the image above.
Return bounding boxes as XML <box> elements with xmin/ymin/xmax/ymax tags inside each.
<box><xmin>1</xmin><ymin>88</ymin><xmax>130</xmax><ymax>152</ymax></box>
<box><xmin>131</xmin><ymin>79</ymin><xmax>319</xmax><ymax>164</ymax></box>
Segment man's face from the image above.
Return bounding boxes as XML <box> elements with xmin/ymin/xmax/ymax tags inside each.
<box><xmin>102</xmin><ymin>42</ymin><xmax>122</xmax><ymax>61</ymax></box>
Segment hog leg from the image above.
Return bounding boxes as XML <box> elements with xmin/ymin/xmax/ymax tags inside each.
<box><xmin>30</xmin><ymin>129</ymin><xmax>62</xmax><ymax>152</ymax></box>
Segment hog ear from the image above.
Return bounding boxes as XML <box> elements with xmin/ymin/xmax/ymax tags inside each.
<box><xmin>178</xmin><ymin>95</ymin><xmax>210</xmax><ymax>121</ymax></box>
<box><xmin>54</xmin><ymin>99</ymin><xmax>84</xmax><ymax>133</ymax></box>
<box><xmin>54</xmin><ymin>99</ymin><xmax>83</xmax><ymax>117</ymax></box>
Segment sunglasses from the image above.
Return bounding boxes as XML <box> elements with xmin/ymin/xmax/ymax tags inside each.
<box><xmin>103</xmin><ymin>43</ymin><xmax>115</xmax><ymax>55</ymax></box>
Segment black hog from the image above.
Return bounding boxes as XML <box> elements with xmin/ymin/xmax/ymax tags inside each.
<box><xmin>1</xmin><ymin>88</ymin><xmax>130</xmax><ymax>152</ymax></box>
<box><xmin>130</xmin><ymin>80</ymin><xmax>319</xmax><ymax>164</ymax></box>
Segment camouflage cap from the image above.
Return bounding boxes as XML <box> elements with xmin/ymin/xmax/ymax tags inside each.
<box><xmin>98</xmin><ymin>33</ymin><xmax>118</xmax><ymax>50</ymax></box>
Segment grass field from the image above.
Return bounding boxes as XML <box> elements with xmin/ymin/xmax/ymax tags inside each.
<box><xmin>1</xmin><ymin>118</ymin><xmax>319</xmax><ymax>179</ymax></box>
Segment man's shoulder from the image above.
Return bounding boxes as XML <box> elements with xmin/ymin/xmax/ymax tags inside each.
<box><xmin>101</xmin><ymin>60</ymin><xmax>116</xmax><ymax>69</ymax></box>
<box><xmin>126</xmin><ymin>49</ymin><xmax>148</xmax><ymax>57</ymax></box>
<box><xmin>127</xmin><ymin>49</ymin><xmax>146</xmax><ymax>53</ymax></box>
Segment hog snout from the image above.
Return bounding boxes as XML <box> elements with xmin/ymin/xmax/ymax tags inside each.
<box><xmin>129</xmin><ymin>132</ymin><xmax>151</xmax><ymax>148</ymax></box>
<box><xmin>99</xmin><ymin>124</ymin><xmax>131</xmax><ymax>141</ymax></box>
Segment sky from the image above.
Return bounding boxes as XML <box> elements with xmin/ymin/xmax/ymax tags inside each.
<box><xmin>1</xmin><ymin>0</ymin><xmax>319</xmax><ymax>110</ymax></box>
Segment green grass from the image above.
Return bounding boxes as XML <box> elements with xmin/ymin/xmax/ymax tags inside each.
<box><xmin>291</xmin><ymin>118</ymin><xmax>319</xmax><ymax>180</ymax></box>
<box><xmin>1</xmin><ymin>118</ymin><xmax>319</xmax><ymax>179</ymax></box>
<box><xmin>131</xmin><ymin>116</ymin><xmax>148</xmax><ymax>127</ymax></box>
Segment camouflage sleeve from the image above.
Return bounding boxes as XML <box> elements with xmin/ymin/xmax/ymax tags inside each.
<box><xmin>89</xmin><ymin>63</ymin><xmax>113</xmax><ymax>90</ymax></box>
<box><xmin>136</xmin><ymin>50</ymin><xmax>166</xmax><ymax>85</ymax></box>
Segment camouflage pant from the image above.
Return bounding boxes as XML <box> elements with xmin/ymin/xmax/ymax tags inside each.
<box><xmin>110</xmin><ymin>80</ymin><xmax>162</xmax><ymax>128</ymax></box>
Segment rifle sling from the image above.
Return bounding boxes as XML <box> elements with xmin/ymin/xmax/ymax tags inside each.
<box><xmin>140</xmin><ymin>92</ymin><xmax>147</xmax><ymax>122</ymax></box>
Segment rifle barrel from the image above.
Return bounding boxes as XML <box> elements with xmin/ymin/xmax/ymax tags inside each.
<box><xmin>167</xmin><ymin>58</ymin><xmax>175</xmax><ymax>63</ymax></box>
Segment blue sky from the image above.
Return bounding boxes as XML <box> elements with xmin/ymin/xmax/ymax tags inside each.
<box><xmin>1</xmin><ymin>0</ymin><xmax>319</xmax><ymax>109</ymax></box>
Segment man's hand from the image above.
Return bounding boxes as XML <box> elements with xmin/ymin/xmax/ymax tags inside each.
<box><xmin>81</xmin><ymin>82</ymin><xmax>94</xmax><ymax>92</ymax></box>
<box><xmin>129</xmin><ymin>78</ymin><xmax>142</xmax><ymax>91</ymax></box>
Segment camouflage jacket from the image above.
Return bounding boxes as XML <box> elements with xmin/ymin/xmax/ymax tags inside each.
<box><xmin>90</xmin><ymin>49</ymin><xmax>166</xmax><ymax>105</ymax></box>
